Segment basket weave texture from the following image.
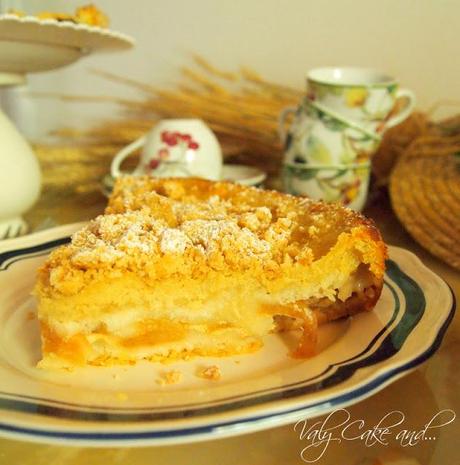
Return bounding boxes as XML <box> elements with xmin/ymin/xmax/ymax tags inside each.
<box><xmin>389</xmin><ymin>116</ymin><xmax>460</xmax><ymax>270</ymax></box>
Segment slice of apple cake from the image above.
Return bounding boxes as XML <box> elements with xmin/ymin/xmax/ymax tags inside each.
<box><xmin>35</xmin><ymin>177</ymin><xmax>386</xmax><ymax>369</ymax></box>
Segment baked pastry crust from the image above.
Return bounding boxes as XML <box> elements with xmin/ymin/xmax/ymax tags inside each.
<box><xmin>35</xmin><ymin>177</ymin><xmax>387</xmax><ymax>369</ymax></box>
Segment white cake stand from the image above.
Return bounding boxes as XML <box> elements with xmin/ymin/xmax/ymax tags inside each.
<box><xmin>0</xmin><ymin>15</ymin><xmax>134</xmax><ymax>239</ymax></box>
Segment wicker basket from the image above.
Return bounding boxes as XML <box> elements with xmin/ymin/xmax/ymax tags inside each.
<box><xmin>389</xmin><ymin>124</ymin><xmax>460</xmax><ymax>270</ymax></box>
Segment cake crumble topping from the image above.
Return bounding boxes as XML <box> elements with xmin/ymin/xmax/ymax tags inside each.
<box><xmin>38</xmin><ymin>176</ymin><xmax>373</xmax><ymax>296</ymax></box>
<box><xmin>160</xmin><ymin>228</ymin><xmax>189</xmax><ymax>254</ymax></box>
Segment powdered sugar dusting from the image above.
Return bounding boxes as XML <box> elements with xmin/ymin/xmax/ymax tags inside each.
<box><xmin>70</xmin><ymin>211</ymin><xmax>167</xmax><ymax>266</ymax></box>
<box><xmin>65</xmin><ymin>206</ymin><xmax>276</xmax><ymax>269</ymax></box>
<box><xmin>53</xmin><ymin>177</ymin><xmax>324</xmax><ymax>278</ymax></box>
<box><xmin>160</xmin><ymin>228</ymin><xmax>189</xmax><ymax>254</ymax></box>
<box><xmin>180</xmin><ymin>219</ymin><xmax>271</xmax><ymax>258</ymax></box>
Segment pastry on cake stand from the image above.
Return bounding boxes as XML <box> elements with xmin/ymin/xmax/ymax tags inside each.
<box><xmin>0</xmin><ymin>14</ymin><xmax>133</xmax><ymax>238</ymax></box>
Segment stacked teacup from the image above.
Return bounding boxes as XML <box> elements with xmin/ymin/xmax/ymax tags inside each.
<box><xmin>280</xmin><ymin>67</ymin><xmax>415</xmax><ymax>211</ymax></box>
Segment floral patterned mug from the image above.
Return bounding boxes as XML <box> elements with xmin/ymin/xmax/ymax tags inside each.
<box><xmin>111</xmin><ymin>119</ymin><xmax>222</xmax><ymax>180</ymax></box>
<box><xmin>280</xmin><ymin>67</ymin><xmax>415</xmax><ymax>210</ymax></box>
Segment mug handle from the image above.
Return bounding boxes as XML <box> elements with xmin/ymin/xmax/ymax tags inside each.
<box><xmin>278</xmin><ymin>106</ymin><xmax>297</xmax><ymax>144</ymax></box>
<box><xmin>385</xmin><ymin>88</ymin><xmax>416</xmax><ymax>129</ymax></box>
<box><xmin>111</xmin><ymin>135</ymin><xmax>147</xmax><ymax>178</ymax></box>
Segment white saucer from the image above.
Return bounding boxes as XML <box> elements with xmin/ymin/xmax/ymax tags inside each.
<box><xmin>220</xmin><ymin>164</ymin><xmax>267</xmax><ymax>186</ymax></box>
<box><xmin>101</xmin><ymin>164</ymin><xmax>267</xmax><ymax>197</ymax></box>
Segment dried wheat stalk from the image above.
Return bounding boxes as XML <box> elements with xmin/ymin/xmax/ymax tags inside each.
<box><xmin>42</xmin><ymin>55</ymin><xmax>302</xmax><ymax>178</ymax></box>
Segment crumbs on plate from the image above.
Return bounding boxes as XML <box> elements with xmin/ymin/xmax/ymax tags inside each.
<box><xmin>198</xmin><ymin>365</ymin><xmax>221</xmax><ymax>381</ymax></box>
<box><xmin>157</xmin><ymin>370</ymin><xmax>183</xmax><ymax>386</ymax></box>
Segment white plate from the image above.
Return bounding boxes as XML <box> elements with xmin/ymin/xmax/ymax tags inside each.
<box><xmin>0</xmin><ymin>15</ymin><xmax>134</xmax><ymax>73</ymax></box>
<box><xmin>101</xmin><ymin>164</ymin><xmax>267</xmax><ymax>197</ymax></box>
<box><xmin>0</xmin><ymin>224</ymin><xmax>454</xmax><ymax>446</ymax></box>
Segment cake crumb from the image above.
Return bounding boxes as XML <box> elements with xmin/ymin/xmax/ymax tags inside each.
<box><xmin>157</xmin><ymin>370</ymin><xmax>183</xmax><ymax>386</ymax></box>
<box><xmin>26</xmin><ymin>311</ymin><xmax>35</xmax><ymax>320</ymax></box>
<box><xmin>198</xmin><ymin>365</ymin><xmax>221</xmax><ymax>381</ymax></box>
<box><xmin>308</xmin><ymin>225</ymin><xmax>319</xmax><ymax>236</ymax></box>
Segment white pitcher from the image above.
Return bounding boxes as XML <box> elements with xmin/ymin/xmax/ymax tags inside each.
<box><xmin>0</xmin><ymin>109</ymin><xmax>41</xmax><ymax>238</ymax></box>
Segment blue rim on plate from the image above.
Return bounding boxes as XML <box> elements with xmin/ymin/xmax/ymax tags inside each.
<box><xmin>0</xmin><ymin>226</ymin><xmax>455</xmax><ymax>445</ymax></box>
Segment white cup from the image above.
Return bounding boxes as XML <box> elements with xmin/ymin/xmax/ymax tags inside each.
<box><xmin>111</xmin><ymin>119</ymin><xmax>222</xmax><ymax>180</ymax></box>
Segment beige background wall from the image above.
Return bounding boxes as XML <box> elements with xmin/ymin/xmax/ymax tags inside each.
<box><xmin>1</xmin><ymin>0</ymin><xmax>459</xmax><ymax>139</ymax></box>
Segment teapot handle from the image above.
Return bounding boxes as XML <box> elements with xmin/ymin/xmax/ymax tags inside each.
<box><xmin>278</xmin><ymin>106</ymin><xmax>297</xmax><ymax>145</ymax></box>
<box><xmin>111</xmin><ymin>135</ymin><xmax>147</xmax><ymax>178</ymax></box>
